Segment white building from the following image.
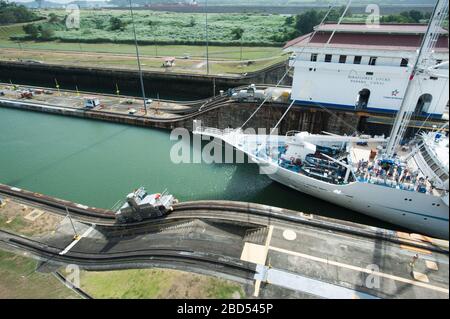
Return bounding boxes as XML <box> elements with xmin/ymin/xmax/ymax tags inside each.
<box><xmin>284</xmin><ymin>23</ymin><xmax>449</xmax><ymax>118</ymax></box>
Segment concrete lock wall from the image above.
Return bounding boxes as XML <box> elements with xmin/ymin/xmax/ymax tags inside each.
<box><xmin>0</xmin><ymin>61</ymin><xmax>292</xmax><ymax>100</ymax></box>
<box><xmin>166</xmin><ymin>103</ymin><xmax>361</xmax><ymax>136</ymax></box>
<box><xmin>0</xmin><ymin>98</ymin><xmax>362</xmax><ymax>136</ymax></box>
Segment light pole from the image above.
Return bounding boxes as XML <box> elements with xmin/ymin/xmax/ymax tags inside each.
<box><xmin>205</xmin><ymin>0</ymin><xmax>210</xmax><ymax>75</ymax></box>
<box><xmin>129</xmin><ymin>0</ymin><xmax>148</xmax><ymax>114</ymax></box>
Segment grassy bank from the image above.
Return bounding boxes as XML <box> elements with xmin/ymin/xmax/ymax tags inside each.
<box><xmin>0</xmin><ymin>249</ymin><xmax>246</xmax><ymax>299</ymax></box>
<box><xmin>80</xmin><ymin>268</ymin><xmax>246</xmax><ymax>299</ymax></box>
<box><xmin>0</xmin><ymin>250</ymin><xmax>79</xmax><ymax>299</ymax></box>
<box><xmin>0</xmin><ymin>21</ymin><xmax>286</xmax><ymax>74</ymax></box>
<box><xmin>14</xmin><ymin>10</ymin><xmax>292</xmax><ymax>46</ymax></box>
<box><xmin>0</xmin><ymin>38</ymin><xmax>283</xmax><ymax>61</ymax></box>
<box><xmin>0</xmin><ymin>45</ymin><xmax>286</xmax><ymax>75</ymax></box>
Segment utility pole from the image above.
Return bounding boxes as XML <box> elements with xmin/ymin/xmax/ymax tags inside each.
<box><xmin>129</xmin><ymin>0</ymin><xmax>148</xmax><ymax>115</ymax></box>
<box><xmin>205</xmin><ymin>0</ymin><xmax>210</xmax><ymax>75</ymax></box>
<box><xmin>66</xmin><ymin>207</ymin><xmax>79</xmax><ymax>240</ymax></box>
<box><xmin>240</xmin><ymin>37</ymin><xmax>243</xmax><ymax>61</ymax></box>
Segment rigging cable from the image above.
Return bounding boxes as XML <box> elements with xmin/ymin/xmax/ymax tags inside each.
<box><xmin>270</xmin><ymin>0</ymin><xmax>353</xmax><ymax>135</ymax></box>
<box><xmin>239</xmin><ymin>3</ymin><xmax>338</xmax><ymax>130</ymax></box>
<box><xmin>325</xmin><ymin>0</ymin><xmax>353</xmax><ymax>46</ymax></box>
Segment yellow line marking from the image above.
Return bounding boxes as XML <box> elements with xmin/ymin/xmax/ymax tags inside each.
<box><xmin>253</xmin><ymin>280</ymin><xmax>261</xmax><ymax>297</ymax></box>
<box><xmin>265</xmin><ymin>226</ymin><xmax>274</xmax><ymax>249</ymax></box>
<box><xmin>240</xmin><ymin>243</ymin><xmax>266</xmax><ymax>265</ymax></box>
<box><xmin>270</xmin><ymin>246</ymin><xmax>449</xmax><ymax>294</ymax></box>
<box><xmin>426</xmin><ymin>260</ymin><xmax>439</xmax><ymax>271</ymax></box>
<box><xmin>400</xmin><ymin>245</ymin><xmax>432</xmax><ymax>255</ymax></box>
<box><xmin>412</xmin><ymin>271</ymin><xmax>429</xmax><ymax>283</ymax></box>
<box><xmin>253</xmin><ymin>225</ymin><xmax>274</xmax><ymax>298</ymax></box>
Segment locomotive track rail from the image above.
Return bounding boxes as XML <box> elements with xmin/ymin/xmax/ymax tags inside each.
<box><xmin>0</xmin><ymin>96</ymin><xmax>232</xmax><ymax>123</ymax></box>
<box><xmin>1</xmin><ymin>184</ymin><xmax>448</xmax><ymax>299</ymax></box>
<box><xmin>0</xmin><ymin>229</ymin><xmax>256</xmax><ymax>283</ymax></box>
<box><xmin>0</xmin><ymin>83</ymin><xmax>287</xmax><ymax>126</ymax></box>
<box><xmin>0</xmin><ymin>183</ymin><xmax>447</xmax><ymax>254</ymax></box>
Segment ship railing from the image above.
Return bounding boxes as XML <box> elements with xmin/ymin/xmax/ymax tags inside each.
<box><xmin>196</xmin><ymin>126</ymin><xmax>243</xmax><ymax>136</ymax></box>
<box><xmin>355</xmin><ymin>173</ymin><xmax>432</xmax><ymax>194</ymax></box>
<box><xmin>111</xmin><ymin>199</ymin><xmax>125</xmax><ymax>212</ymax></box>
<box><xmin>286</xmin><ymin>130</ymin><xmax>302</xmax><ymax>137</ymax></box>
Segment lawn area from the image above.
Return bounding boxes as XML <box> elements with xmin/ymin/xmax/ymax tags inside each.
<box><xmin>0</xmin><ymin>39</ymin><xmax>283</xmax><ymax>60</ymax></box>
<box><xmin>0</xmin><ymin>9</ymin><xmax>287</xmax><ymax>74</ymax></box>
<box><xmin>0</xmin><ymin>46</ymin><xmax>287</xmax><ymax>74</ymax></box>
<box><xmin>80</xmin><ymin>268</ymin><xmax>246</xmax><ymax>299</ymax></box>
<box><xmin>30</xmin><ymin>9</ymin><xmax>292</xmax><ymax>46</ymax></box>
<box><xmin>0</xmin><ymin>250</ymin><xmax>79</xmax><ymax>299</ymax></box>
<box><xmin>0</xmin><ymin>199</ymin><xmax>63</xmax><ymax>237</ymax></box>
<box><xmin>0</xmin><ymin>19</ymin><xmax>286</xmax><ymax>74</ymax></box>
<box><xmin>0</xmin><ymin>250</ymin><xmax>247</xmax><ymax>299</ymax></box>
<box><xmin>0</xmin><ymin>200</ymin><xmax>246</xmax><ymax>299</ymax></box>
<box><xmin>0</xmin><ymin>22</ymin><xmax>23</xmax><ymax>41</ymax></box>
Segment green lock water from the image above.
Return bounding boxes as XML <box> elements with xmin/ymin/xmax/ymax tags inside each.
<box><xmin>0</xmin><ymin>107</ymin><xmax>393</xmax><ymax>229</ymax></box>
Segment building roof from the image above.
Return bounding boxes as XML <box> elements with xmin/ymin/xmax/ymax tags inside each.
<box><xmin>284</xmin><ymin>23</ymin><xmax>449</xmax><ymax>52</ymax></box>
<box><xmin>314</xmin><ymin>23</ymin><xmax>448</xmax><ymax>35</ymax></box>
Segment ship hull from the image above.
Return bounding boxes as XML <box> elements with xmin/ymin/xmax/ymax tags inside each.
<box><xmin>198</xmin><ymin>130</ymin><xmax>449</xmax><ymax>239</ymax></box>
<box><xmin>259</xmin><ymin>158</ymin><xmax>449</xmax><ymax>239</ymax></box>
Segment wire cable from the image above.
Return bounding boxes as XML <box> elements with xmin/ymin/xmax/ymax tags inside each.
<box><xmin>239</xmin><ymin>3</ymin><xmax>338</xmax><ymax>130</ymax></box>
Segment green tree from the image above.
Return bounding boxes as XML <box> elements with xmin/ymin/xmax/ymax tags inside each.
<box><xmin>39</xmin><ymin>24</ymin><xmax>55</xmax><ymax>40</ymax></box>
<box><xmin>380</xmin><ymin>11</ymin><xmax>423</xmax><ymax>24</ymax></box>
<box><xmin>231</xmin><ymin>27</ymin><xmax>244</xmax><ymax>41</ymax></box>
<box><xmin>284</xmin><ymin>16</ymin><xmax>294</xmax><ymax>26</ymax></box>
<box><xmin>424</xmin><ymin>12</ymin><xmax>432</xmax><ymax>20</ymax></box>
<box><xmin>0</xmin><ymin>10</ymin><xmax>15</xmax><ymax>24</ymax></box>
<box><xmin>231</xmin><ymin>27</ymin><xmax>245</xmax><ymax>60</ymax></box>
<box><xmin>400</xmin><ymin>11</ymin><xmax>413</xmax><ymax>22</ymax></box>
<box><xmin>48</xmin><ymin>13</ymin><xmax>60</xmax><ymax>24</ymax></box>
<box><xmin>294</xmin><ymin>10</ymin><xmax>322</xmax><ymax>36</ymax></box>
<box><xmin>326</xmin><ymin>6</ymin><xmax>352</xmax><ymax>22</ymax></box>
<box><xmin>409</xmin><ymin>10</ymin><xmax>423</xmax><ymax>23</ymax></box>
<box><xmin>23</xmin><ymin>23</ymin><xmax>39</xmax><ymax>39</ymax></box>
<box><xmin>0</xmin><ymin>0</ymin><xmax>39</xmax><ymax>25</ymax></box>
<box><xmin>94</xmin><ymin>17</ymin><xmax>105</xmax><ymax>29</ymax></box>
<box><xmin>109</xmin><ymin>17</ymin><xmax>126</xmax><ymax>31</ymax></box>
<box><xmin>188</xmin><ymin>16</ymin><xmax>196</xmax><ymax>27</ymax></box>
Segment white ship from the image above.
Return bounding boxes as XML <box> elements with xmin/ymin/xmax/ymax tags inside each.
<box><xmin>195</xmin><ymin>126</ymin><xmax>448</xmax><ymax>239</ymax></box>
<box><xmin>195</xmin><ymin>0</ymin><xmax>449</xmax><ymax>239</ymax></box>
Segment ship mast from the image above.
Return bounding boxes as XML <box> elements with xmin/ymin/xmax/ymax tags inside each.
<box><xmin>385</xmin><ymin>0</ymin><xmax>449</xmax><ymax>157</ymax></box>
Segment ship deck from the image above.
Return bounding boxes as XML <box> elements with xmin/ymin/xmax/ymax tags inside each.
<box><xmin>351</xmin><ymin>142</ymin><xmax>445</xmax><ymax>197</ymax></box>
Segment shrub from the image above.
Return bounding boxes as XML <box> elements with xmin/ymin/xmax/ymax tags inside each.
<box><xmin>0</xmin><ymin>0</ymin><xmax>40</xmax><ymax>25</ymax></box>
<box><xmin>48</xmin><ymin>13</ymin><xmax>60</xmax><ymax>24</ymax></box>
<box><xmin>39</xmin><ymin>25</ymin><xmax>55</xmax><ymax>40</ymax></box>
<box><xmin>23</xmin><ymin>23</ymin><xmax>39</xmax><ymax>39</ymax></box>
<box><xmin>109</xmin><ymin>16</ymin><xmax>126</xmax><ymax>31</ymax></box>
<box><xmin>231</xmin><ymin>27</ymin><xmax>244</xmax><ymax>40</ymax></box>
<box><xmin>188</xmin><ymin>16</ymin><xmax>196</xmax><ymax>27</ymax></box>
